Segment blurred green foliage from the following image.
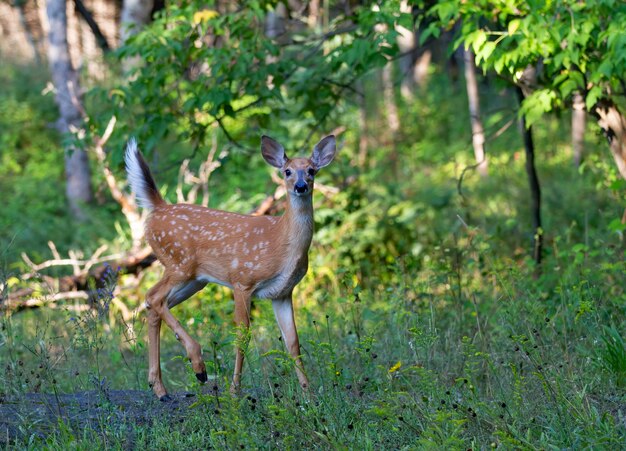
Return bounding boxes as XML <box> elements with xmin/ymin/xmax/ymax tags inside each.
<box><xmin>0</xmin><ymin>64</ymin><xmax>122</xmax><ymax>266</ymax></box>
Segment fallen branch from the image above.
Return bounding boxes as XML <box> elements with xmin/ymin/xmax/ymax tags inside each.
<box><xmin>4</xmin><ymin>291</ymin><xmax>89</xmax><ymax>311</ymax></box>
<box><xmin>21</xmin><ymin>242</ymin><xmax>118</xmax><ymax>279</ymax></box>
<box><xmin>2</xmin><ymin>246</ymin><xmax>156</xmax><ymax>312</ymax></box>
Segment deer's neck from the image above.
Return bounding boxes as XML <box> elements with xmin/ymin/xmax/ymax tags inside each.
<box><xmin>279</xmin><ymin>193</ymin><xmax>314</xmax><ymax>250</ymax></box>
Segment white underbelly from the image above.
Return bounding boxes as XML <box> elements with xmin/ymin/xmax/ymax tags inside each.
<box><xmin>196</xmin><ymin>260</ymin><xmax>307</xmax><ymax>300</ymax></box>
<box><xmin>196</xmin><ymin>273</ymin><xmax>233</xmax><ymax>289</ymax></box>
<box><xmin>253</xmin><ymin>266</ymin><xmax>307</xmax><ymax>300</ymax></box>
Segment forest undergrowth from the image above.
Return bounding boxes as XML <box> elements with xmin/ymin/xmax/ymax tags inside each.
<box><xmin>1</xmin><ymin>61</ymin><xmax>625</xmax><ymax>449</ymax></box>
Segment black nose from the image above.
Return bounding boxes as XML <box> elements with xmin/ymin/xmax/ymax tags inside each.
<box><xmin>294</xmin><ymin>181</ymin><xmax>308</xmax><ymax>193</ymax></box>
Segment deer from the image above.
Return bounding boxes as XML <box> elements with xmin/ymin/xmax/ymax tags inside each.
<box><xmin>125</xmin><ymin>134</ymin><xmax>337</xmax><ymax>401</ymax></box>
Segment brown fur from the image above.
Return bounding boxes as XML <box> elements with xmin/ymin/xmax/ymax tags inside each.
<box><xmin>126</xmin><ymin>135</ymin><xmax>337</xmax><ymax>399</ymax></box>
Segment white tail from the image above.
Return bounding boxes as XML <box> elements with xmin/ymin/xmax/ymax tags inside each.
<box><xmin>125</xmin><ymin>134</ymin><xmax>337</xmax><ymax>399</ymax></box>
<box><xmin>125</xmin><ymin>138</ymin><xmax>164</xmax><ymax>210</ymax></box>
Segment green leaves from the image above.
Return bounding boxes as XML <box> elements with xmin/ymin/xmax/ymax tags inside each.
<box><xmin>475</xmin><ymin>41</ymin><xmax>496</xmax><ymax>65</ymax></box>
<box><xmin>507</xmin><ymin>19</ymin><xmax>520</xmax><ymax>36</ymax></box>
<box><xmin>426</xmin><ymin>0</ymin><xmax>626</xmax><ymax>125</ymax></box>
<box><xmin>94</xmin><ymin>0</ymin><xmax>407</xmax><ymax>155</ymax></box>
<box><xmin>555</xmin><ymin>70</ymin><xmax>584</xmax><ymax>98</ymax></box>
<box><xmin>585</xmin><ymin>85</ymin><xmax>603</xmax><ymax>111</ymax></box>
<box><xmin>520</xmin><ymin>89</ymin><xmax>557</xmax><ymax>127</ymax></box>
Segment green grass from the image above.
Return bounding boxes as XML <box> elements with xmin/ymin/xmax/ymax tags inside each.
<box><xmin>2</xmin><ymin>224</ymin><xmax>625</xmax><ymax>448</ymax></box>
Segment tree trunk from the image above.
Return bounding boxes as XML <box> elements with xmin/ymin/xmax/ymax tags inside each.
<box><xmin>264</xmin><ymin>3</ymin><xmax>286</xmax><ymax>87</ymax></box>
<box><xmin>73</xmin><ymin>0</ymin><xmax>111</xmax><ymax>53</ymax></box>
<box><xmin>516</xmin><ymin>87</ymin><xmax>542</xmax><ymax>268</ymax></box>
<box><xmin>46</xmin><ymin>0</ymin><xmax>93</xmax><ymax>220</ymax></box>
<box><xmin>396</xmin><ymin>0</ymin><xmax>415</xmax><ymax>100</ymax></box>
<box><xmin>119</xmin><ymin>0</ymin><xmax>153</xmax><ymax>45</ymax></box>
<box><xmin>464</xmin><ymin>49</ymin><xmax>488</xmax><ymax>177</ymax></box>
<box><xmin>356</xmin><ymin>80</ymin><xmax>369</xmax><ymax>169</ymax></box>
<box><xmin>17</xmin><ymin>1</ymin><xmax>41</xmax><ymax>63</ymax></box>
<box><xmin>414</xmin><ymin>49</ymin><xmax>432</xmax><ymax>89</ymax></box>
<box><xmin>307</xmin><ymin>0</ymin><xmax>319</xmax><ymax>28</ymax></box>
<box><xmin>0</xmin><ymin>2</ymin><xmax>38</xmax><ymax>61</ymax></box>
<box><xmin>572</xmin><ymin>91</ymin><xmax>586</xmax><ymax>167</ymax></box>
<box><xmin>382</xmin><ymin>63</ymin><xmax>400</xmax><ymax>174</ymax></box>
<box><xmin>119</xmin><ymin>0</ymin><xmax>153</xmax><ymax>72</ymax></box>
<box><xmin>593</xmin><ymin>99</ymin><xmax>626</xmax><ymax>180</ymax></box>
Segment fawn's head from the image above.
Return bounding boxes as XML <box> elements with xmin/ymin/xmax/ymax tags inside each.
<box><xmin>261</xmin><ymin>135</ymin><xmax>336</xmax><ymax>197</ymax></box>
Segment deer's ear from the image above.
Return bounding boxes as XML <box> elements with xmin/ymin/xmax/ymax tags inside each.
<box><xmin>311</xmin><ymin>135</ymin><xmax>336</xmax><ymax>169</ymax></box>
<box><xmin>261</xmin><ymin>135</ymin><xmax>288</xmax><ymax>168</ymax></box>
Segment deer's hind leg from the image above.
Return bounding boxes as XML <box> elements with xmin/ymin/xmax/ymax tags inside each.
<box><xmin>145</xmin><ymin>276</ymin><xmax>173</xmax><ymax>400</ymax></box>
<box><xmin>146</xmin><ymin>273</ymin><xmax>207</xmax><ymax>400</ymax></box>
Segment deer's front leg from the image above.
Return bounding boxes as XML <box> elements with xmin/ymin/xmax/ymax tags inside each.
<box><xmin>272</xmin><ymin>297</ymin><xmax>309</xmax><ymax>390</ymax></box>
<box><xmin>231</xmin><ymin>289</ymin><xmax>252</xmax><ymax>395</ymax></box>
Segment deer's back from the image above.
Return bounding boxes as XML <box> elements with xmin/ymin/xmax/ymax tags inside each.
<box><xmin>146</xmin><ymin>203</ymin><xmax>295</xmax><ymax>292</ymax></box>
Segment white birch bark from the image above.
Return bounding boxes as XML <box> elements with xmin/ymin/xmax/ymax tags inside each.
<box><xmin>46</xmin><ymin>0</ymin><xmax>94</xmax><ymax>220</ymax></box>
<box><xmin>464</xmin><ymin>49</ymin><xmax>488</xmax><ymax>177</ymax></box>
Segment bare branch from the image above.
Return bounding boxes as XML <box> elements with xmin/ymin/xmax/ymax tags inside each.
<box><xmin>73</xmin><ymin>0</ymin><xmax>112</xmax><ymax>52</ymax></box>
<box><xmin>21</xmin><ymin>248</ymin><xmax>126</xmax><ymax>281</ymax></box>
<box><xmin>92</xmin><ymin>116</ymin><xmax>146</xmax><ymax>250</ymax></box>
<box><xmin>48</xmin><ymin>241</ymin><xmax>62</xmax><ymax>260</ymax></box>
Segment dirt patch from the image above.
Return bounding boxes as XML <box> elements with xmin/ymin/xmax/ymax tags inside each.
<box><xmin>0</xmin><ymin>389</ymin><xmax>211</xmax><ymax>443</ymax></box>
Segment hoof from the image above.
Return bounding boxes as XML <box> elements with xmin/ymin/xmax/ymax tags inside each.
<box><xmin>159</xmin><ymin>394</ymin><xmax>173</xmax><ymax>402</ymax></box>
<box><xmin>196</xmin><ymin>371</ymin><xmax>208</xmax><ymax>383</ymax></box>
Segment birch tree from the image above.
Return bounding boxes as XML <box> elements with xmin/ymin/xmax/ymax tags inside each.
<box><xmin>46</xmin><ymin>0</ymin><xmax>93</xmax><ymax>220</ymax></box>
<box><xmin>463</xmin><ymin>48</ymin><xmax>487</xmax><ymax>177</ymax></box>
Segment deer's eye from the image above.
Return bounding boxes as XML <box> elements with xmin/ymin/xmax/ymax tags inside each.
<box><xmin>307</xmin><ymin>168</ymin><xmax>316</xmax><ymax>177</ymax></box>
<box><xmin>284</xmin><ymin>169</ymin><xmax>292</xmax><ymax>177</ymax></box>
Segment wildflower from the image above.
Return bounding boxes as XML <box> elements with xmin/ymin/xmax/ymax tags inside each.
<box><xmin>388</xmin><ymin>361</ymin><xmax>401</xmax><ymax>373</ymax></box>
